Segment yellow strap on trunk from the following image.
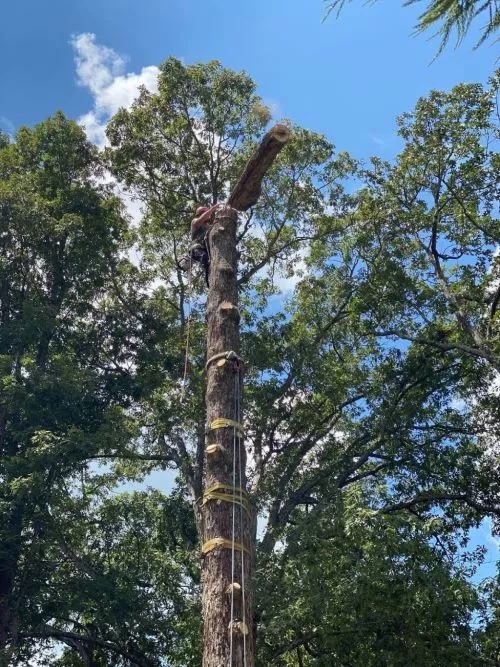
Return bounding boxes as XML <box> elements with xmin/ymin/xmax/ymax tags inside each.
<box><xmin>202</xmin><ymin>492</ymin><xmax>250</xmax><ymax>515</ymax></box>
<box><xmin>208</xmin><ymin>418</ymin><xmax>244</xmax><ymax>435</ymax></box>
<box><xmin>202</xmin><ymin>483</ymin><xmax>250</xmax><ymax>516</ymax></box>
<box><xmin>204</xmin><ymin>482</ymin><xmax>247</xmax><ymax>496</ymax></box>
<box><xmin>202</xmin><ymin>537</ymin><xmax>250</xmax><ymax>556</ymax></box>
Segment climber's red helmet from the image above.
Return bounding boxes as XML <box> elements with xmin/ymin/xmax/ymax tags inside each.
<box><xmin>195</xmin><ymin>206</ymin><xmax>210</xmax><ymax>216</ymax></box>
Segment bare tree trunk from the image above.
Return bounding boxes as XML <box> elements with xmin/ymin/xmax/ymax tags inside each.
<box><xmin>200</xmin><ymin>124</ymin><xmax>290</xmax><ymax>666</ymax></box>
<box><xmin>202</xmin><ymin>206</ymin><xmax>254</xmax><ymax>667</ymax></box>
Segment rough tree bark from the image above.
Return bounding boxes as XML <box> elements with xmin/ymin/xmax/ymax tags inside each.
<box><xmin>202</xmin><ymin>205</ymin><xmax>251</xmax><ymax>667</ymax></box>
<box><xmin>201</xmin><ymin>124</ymin><xmax>290</xmax><ymax>667</ymax></box>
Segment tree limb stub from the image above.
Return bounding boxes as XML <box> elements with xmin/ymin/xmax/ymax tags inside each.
<box><xmin>227</xmin><ymin>124</ymin><xmax>291</xmax><ymax>212</ymax></box>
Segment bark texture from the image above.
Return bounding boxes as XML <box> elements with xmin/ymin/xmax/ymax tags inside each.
<box><xmin>202</xmin><ymin>126</ymin><xmax>290</xmax><ymax>666</ymax></box>
<box><xmin>228</xmin><ymin>124</ymin><xmax>290</xmax><ymax>212</ymax></box>
<box><xmin>202</xmin><ymin>206</ymin><xmax>253</xmax><ymax>667</ymax></box>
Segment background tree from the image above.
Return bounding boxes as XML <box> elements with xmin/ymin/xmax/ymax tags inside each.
<box><xmin>258</xmin><ymin>496</ymin><xmax>483</xmax><ymax>665</ymax></box>
<box><xmin>0</xmin><ymin>112</ymin><xmax>185</xmax><ymax>665</ymax></box>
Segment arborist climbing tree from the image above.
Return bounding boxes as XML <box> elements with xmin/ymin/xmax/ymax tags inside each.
<box><xmin>198</xmin><ymin>125</ymin><xmax>290</xmax><ymax>667</ymax></box>
<box><xmin>179</xmin><ymin>204</ymin><xmax>220</xmax><ymax>284</ymax></box>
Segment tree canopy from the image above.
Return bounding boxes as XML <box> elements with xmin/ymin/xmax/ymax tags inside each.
<box><xmin>0</xmin><ymin>60</ymin><xmax>499</xmax><ymax>666</ymax></box>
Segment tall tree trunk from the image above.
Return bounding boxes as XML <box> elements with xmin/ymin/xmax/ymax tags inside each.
<box><xmin>202</xmin><ymin>206</ymin><xmax>254</xmax><ymax>667</ymax></box>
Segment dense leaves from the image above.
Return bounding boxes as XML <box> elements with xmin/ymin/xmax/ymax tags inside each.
<box><xmin>1</xmin><ymin>61</ymin><xmax>499</xmax><ymax>665</ymax></box>
<box><xmin>0</xmin><ymin>113</ymin><xmax>193</xmax><ymax>665</ymax></box>
<box><xmin>258</xmin><ymin>495</ymin><xmax>483</xmax><ymax>666</ymax></box>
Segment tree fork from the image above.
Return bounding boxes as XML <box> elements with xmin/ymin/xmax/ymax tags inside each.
<box><xmin>202</xmin><ymin>124</ymin><xmax>290</xmax><ymax>666</ymax></box>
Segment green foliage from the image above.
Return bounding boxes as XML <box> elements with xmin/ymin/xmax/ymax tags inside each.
<box><xmin>0</xmin><ymin>112</ymin><xmax>184</xmax><ymax>665</ymax></box>
<box><xmin>1</xmin><ymin>61</ymin><xmax>499</xmax><ymax>666</ymax></box>
<box><xmin>44</xmin><ymin>490</ymin><xmax>201</xmax><ymax>667</ymax></box>
<box><xmin>258</xmin><ymin>493</ymin><xmax>482</xmax><ymax>666</ymax></box>
<box><xmin>241</xmin><ymin>73</ymin><xmax>500</xmax><ymax>664</ymax></box>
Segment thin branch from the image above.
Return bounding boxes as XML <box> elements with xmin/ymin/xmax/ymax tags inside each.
<box><xmin>270</xmin><ymin>633</ymin><xmax>319</xmax><ymax>660</ymax></box>
<box><xmin>21</xmin><ymin>629</ymin><xmax>156</xmax><ymax>667</ymax></box>
<box><xmin>375</xmin><ymin>328</ymin><xmax>499</xmax><ymax>371</ymax></box>
<box><xmin>382</xmin><ymin>492</ymin><xmax>500</xmax><ymax>517</ymax></box>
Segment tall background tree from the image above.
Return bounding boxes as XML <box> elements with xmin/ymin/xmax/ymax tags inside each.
<box><xmin>106</xmin><ymin>60</ymin><xmax>499</xmax><ymax>665</ymax></box>
<box><xmin>0</xmin><ymin>113</ymin><xmax>200</xmax><ymax>665</ymax></box>
<box><xmin>0</xmin><ymin>112</ymin><xmax>129</xmax><ymax>659</ymax></box>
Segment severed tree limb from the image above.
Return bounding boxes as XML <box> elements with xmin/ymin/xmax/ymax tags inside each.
<box><xmin>227</xmin><ymin>124</ymin><xmax>291</xmax><ymax>212</ymax></box>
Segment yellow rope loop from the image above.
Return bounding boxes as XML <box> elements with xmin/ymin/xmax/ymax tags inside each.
<box><xmin>202</xmin><ymin>537</ymin><xmax>249</xmax><ymax>556</ymax></box>
<box><xmin>204</xmin><ymin>482</ymin><xmax>248</xmax><ymax>496</ymax></box>
<box><xmin>208</xmin><ymin>418</ymin><xmax>244</xmax><ymax>436</ymax></box>
<box><xmin>202</xmin><ymin>492</ymin><xmax>250</xmax><ymax>516</ymax></box>
<box><xmin>202</xmin><ymin>482</ymin><xmax>250</xmax><ymax>516</ymax></box>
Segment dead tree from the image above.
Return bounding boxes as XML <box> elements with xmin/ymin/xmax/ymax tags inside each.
<box><xmin>201</xmin><ymin>125</ymin><xmax>290</xmax><ymax>667</ymax></box>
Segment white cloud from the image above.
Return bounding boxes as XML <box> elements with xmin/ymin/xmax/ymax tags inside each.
<box><xmin>78</xmin><ymin>110</ymin><xmax>107</xmax><ymax>147</ymax></box>
<box><xmin>69</xmin><ymin>33</ymin><xmax>159</xmax><ymax>231</ymax></box>
<box><xmin>70</xmin><ymin>33</ymin><xmax>159</xmax><ymax>147</ymax></box>
<box><xmin>72</xmin><ymin>32</ymin><xmax>125</xmax><ymax>95</ymax></box>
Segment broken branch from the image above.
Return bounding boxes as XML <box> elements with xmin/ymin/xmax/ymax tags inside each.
<box><xmin>228</xmin><ymin>124</ymin><xmax>291</xmax><ymax>211</ymax></box>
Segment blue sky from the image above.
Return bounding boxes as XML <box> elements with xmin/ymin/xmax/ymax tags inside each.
<box><xmin>1</xmin><ymin>0</ymin><xmax>497</xmax><ymax>160</ymax></box>
<box><xmin>2</xmin><ymin>0</ymin><xmax>498</xmax><ymax>577</ymax></box>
